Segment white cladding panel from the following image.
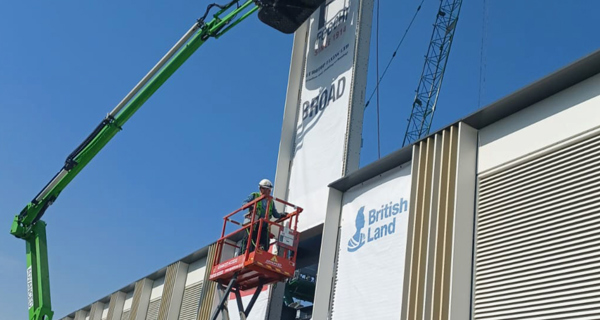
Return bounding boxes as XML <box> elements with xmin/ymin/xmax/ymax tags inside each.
<box><xmin>149</xmin><ymin>277</ymin><xmax>165</xmax><ymax>300</ymax></box>
<box><xmin>123</xmin><ymin>291</ymin><xmax>134</xmax><ymax>311</ymax></box>
<box><xmin>184</xmin><ymin>258</ymin><xmax>207</xmax><ymax>286</ymax></box>
<box><xmin>101</xmin><ymin>305</ymin><xmax>109</xmax><ymax>320</ymax></box>
<box><xmin>331</xmin><ymin>163</ymin><xmax>411</xmax><ymax>319</ymax></box>
<box><xmin>479</xmin><ymin>73</ymin><xmax>600</xmax><ymax>173</ymax></box>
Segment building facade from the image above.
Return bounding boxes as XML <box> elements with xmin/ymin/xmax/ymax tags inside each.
<box><xmin>59</xmin><ymin>1</ymin><xmax>600</xmax><ymax>318</ymax></box>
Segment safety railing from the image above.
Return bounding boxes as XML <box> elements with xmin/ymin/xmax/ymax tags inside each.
<box><xmin>212</xmin><ymin>195</ymin><xmax>303</xmax><ymax>270</ymax></box>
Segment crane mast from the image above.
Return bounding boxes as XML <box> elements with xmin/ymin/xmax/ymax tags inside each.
<box><xmin>403</xmin><ymin>0</ymin><xmax>463</xmax><ymax>146</ymax></box>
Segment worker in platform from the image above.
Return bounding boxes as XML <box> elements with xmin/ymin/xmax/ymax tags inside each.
<box><xmin>240</xmin><ymin>179</ymin><xmax>286</xmax><ymax>254</ymax></box>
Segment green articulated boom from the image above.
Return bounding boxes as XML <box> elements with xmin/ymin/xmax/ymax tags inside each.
<box><xmin>9</xmin><ymin>1</ymin><xmax>326</xmax><ymax>319</ymax></box>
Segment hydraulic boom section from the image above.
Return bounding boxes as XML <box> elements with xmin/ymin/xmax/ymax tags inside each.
<box><xmin>9</xmin><ymin>1</ymin><xmax>325</xmax><ymax>320</ymax></box>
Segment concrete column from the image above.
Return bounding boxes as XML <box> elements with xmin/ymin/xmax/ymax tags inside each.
<box><xmin>265</xmin><ymin>281</ymin><xmax>286</xmax><ymax>320</ymax></box>
<box><xmin>197</xmin><ymin>244</ymin><xmax>218</xmax><ymax>320</ymax></box>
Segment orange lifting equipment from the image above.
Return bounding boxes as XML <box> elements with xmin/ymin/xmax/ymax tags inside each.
<box><xmin>209</xmin><ymin>195</ymin><xmax>302</xmax><ymax>319</ymax></box>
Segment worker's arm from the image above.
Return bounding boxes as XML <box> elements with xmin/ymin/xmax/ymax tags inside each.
<box><xmin>271</xmin><ymin>205</ymin><xmax>286</xmax><ymax>219</ymax></box>
<box><xmin>243</xmin><ymin>193</ymin><xmax>256</xmax><ymax>205</ymax></box>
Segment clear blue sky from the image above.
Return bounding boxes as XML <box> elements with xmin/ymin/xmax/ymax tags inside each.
<box><xmin>1</xmin><ymin>1</ymin><xmax>598</xmax><ymax>319</ymax></box>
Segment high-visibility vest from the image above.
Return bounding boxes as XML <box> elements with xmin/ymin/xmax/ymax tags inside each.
<box><xmin>251</xmin><ymin>192</ymin><xmax>274</xmax><ymax>219</ymax></box>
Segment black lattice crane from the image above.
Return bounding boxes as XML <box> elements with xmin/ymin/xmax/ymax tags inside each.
<box><xmin>403</xmin><ymin>0</ymin><xmax>463</xmax><ymax>146</ymax></box>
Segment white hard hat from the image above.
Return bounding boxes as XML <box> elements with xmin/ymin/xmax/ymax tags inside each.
<box><xmin>259</xmin><ymin>179</ymin><xmax>273</xmax><ymax>189</ymax></box>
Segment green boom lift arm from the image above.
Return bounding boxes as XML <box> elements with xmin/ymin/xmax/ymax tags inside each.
<box><xmin>9</xmin><ymin>1</ymin><xmax>325</xmax><ymax>319</ymax></box>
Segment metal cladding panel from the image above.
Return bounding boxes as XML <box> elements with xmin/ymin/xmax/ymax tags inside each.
<box><xmin>89</xmin><ymin>302</ymin><xmax>104</xmax><ymax>320</ymax></box>
<box><xmin>474</xmin><ymin>128</ymin><xmax>600</xmax><ymax>319</ymax></box>
<box><xmin>404</xmin><ymin>136</ymin><xmax>436</xmax><ymax>320</ymax></box>
<box><xmin>150</xmin><ymin>278</ymin><xmax>165</xmax><ymax>301</ymax></box>
<box><xmin>196</xmin><ymin>243</ymin><xmax>218</xmax><ymax>320</ymax></box>
<box><xmin>122</xmin><ymin>291</ymin><xmax>134</xmax><ymax>314</ymax></box>
<box><xmin>130</xmin><ymin>278</ymin><xmax>153</xmax><ymax>320</ymax></box>
<box><xmin>107</xmin><ymin>291</ymin><xmax>126</xmax><ymax>320</ymax></box>
<box><xmin>145</xmin><ymin>299</ymin><xmax>161</xmax><ymax>320</ymax></box>
<box><xmin>184</xmin><ymin>259</ymin><xmax>206</xmax><ymax>287</ymax></box>
<box><xmin>478</xmin><ymin>73</ymin><xmax>600</xmax><ymax>173</ymax></box>
<box><xmin>158</xmin><ymin>261</ymin><xmax>188</xmax><ymax>320</ymax></box>
<box><xmin>400</xmin><ymin>123</ymin><xmax>476</xmax><ymax>320</ymax></box>
<box><xmin>178</xmin><ymin>282</ymin><xmax>203</xmax><ymax>320</ymax></box>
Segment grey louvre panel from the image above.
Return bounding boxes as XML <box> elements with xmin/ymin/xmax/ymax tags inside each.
<box><xmin>474</xmin><ymin>132</ymin><xmax>600</xmax><ymax>319</ymax></box>
<box><xmin>145</xmin><ymin>299</ymin><xmax>161</xmax><ymax>320</ymax></box>
<box><xmin>178</xmin><ymin>282</ymin><xmax>204</xmax><ymax>320</ymax></box>
<box><xmin>120</xmin><ymin>310</ymin><xmax>130</xmax><ymax>320</ymax></box>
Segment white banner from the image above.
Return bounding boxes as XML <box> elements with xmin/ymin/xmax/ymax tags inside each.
<box><xmin>331</xmin><ymin>164</ymin><xmax>411</xmax><ymax>319</ymax></box>
<box><xmin>287</xmin><ymin>0</ymin><xmax>361</xmax><ymax>231</ymax></box>
<box><xmin>227</xmin><ymin>286</ymin><xmax>270</xmax><ymax>320</ymax></box>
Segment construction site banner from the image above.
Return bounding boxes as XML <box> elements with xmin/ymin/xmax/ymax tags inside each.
<box><xmin>284</xmin><ymin>0</ymin><xmax>371</xmax><ymax>231</ymax></box>
<box><xmin>331</xmin><ymin>164</ymin><xmax>411</xmax><ymax>319</ymax></box>
<box><xmin>226</xmin><ymin>286</ymin><xmax>270</xmax><ymax>320</ymax></box>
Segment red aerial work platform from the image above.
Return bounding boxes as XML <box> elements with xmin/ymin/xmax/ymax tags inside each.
<box><xmin>209</xmin><ymin>195</ymin><xmax>302</xmax><ymax>320</ymax></box>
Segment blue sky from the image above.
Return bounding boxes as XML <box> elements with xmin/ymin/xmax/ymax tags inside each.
<box><xmin>1</xmin><ymin>0</ymin><xmax>599</xmax><ymax>319</ymax></box>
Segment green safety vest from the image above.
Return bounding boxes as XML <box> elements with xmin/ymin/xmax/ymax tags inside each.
<box><xmin>251</xmin><ymin>192</ymin><xmax>274</xmax><ymax>219</ymax></box>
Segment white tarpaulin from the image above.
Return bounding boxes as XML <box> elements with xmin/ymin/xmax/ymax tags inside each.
<box><xmin>331</xmin><ymin>163</ymin><xmax>411</xmax><ymax>319</ymax></box>
<box><xmin>287</xmin><ymin>0</ymin><xmax>364</xmax><ymax>231</ymax></box>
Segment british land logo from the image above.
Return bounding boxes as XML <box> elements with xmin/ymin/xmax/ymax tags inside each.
<box><xmin>347</xmin><ymin>206</ymin><xmax>366</xmax><ymax>252</ymax></box>
<box><xmin>347</xmin><ymin>198</ymin><xmax>409</xmax><ymax>252</ymax></box>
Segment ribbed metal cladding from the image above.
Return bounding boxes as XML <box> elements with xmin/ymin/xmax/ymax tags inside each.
<box><xmin>178</xmin><ymin>282</ymin><xmax>204</xmax><ymax>320</ymax></box>
<box><xmin>107</xmin><ymin>294</ymin><xmax>118</xmax><ymax>320</ymax></box>
<box><xmin>90</xmin><ymin>302</ymin><xmax>104</xmax><ymax>320</ymax></box>
<box><xmin>429</xmin><ymin>128</ymin><xmax>458</xmax><ymax>320</ymax></box>
<box><xmin>146</xmin><ymin>299</ymin><xmax>161</xmax><ymax>320</ymax></box>
<box><xmin>405</xmin><ymin>136</ymin><xmax>435</xmax><ymax>320</ymax></box>
<box><xmin>130</xmin><ymin>281</ymin><xmax>145</xmax><ymax>320</ymax></box>
<box><xmin>196</xmin><ymin>243</ymin><xmax>218</xmax><ymax>320</ymax></box>
<box><xmin>107</xmin><ymin>291</ymin><xmax>126</xmax><ymax>320</ymax></box>
<box><xmin>402</xmin><ymin>125</ymin><xmax>460</xmax><ymax>320</ymax></box>
<box><xmin>474</xmin><ymin>130</ymin><xmax>600</xmax><ymax>319</ymax></box>
<box><xmin>130</xmin><ymin>279</ymin><xmax>153</xmax><ymax>320</ymax></box>
<box><xmin>158</xmin><ymin>263</ymin><xmax>178</xmax><ymax>320</ymax></box>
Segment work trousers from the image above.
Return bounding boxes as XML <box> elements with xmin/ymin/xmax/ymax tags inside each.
<box><xmin>240</xmin><ymin>221</ymin><xmax>269</xmax><ymax>254</ymax></box>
